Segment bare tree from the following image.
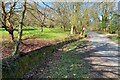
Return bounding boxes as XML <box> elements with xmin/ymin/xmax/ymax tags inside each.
<box><xmin>13</xmin><ymin>0</ymin><xmax>27</xmax><ymax>55</ymax></box>
<box><xmin>1</xmin><ymin>1</ymin><xmax>18</xmax><ymax>42</ymax></box>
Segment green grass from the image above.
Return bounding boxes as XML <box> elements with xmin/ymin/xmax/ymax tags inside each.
<box><xmin>22</xmin><ymin>27</ymin><xmax>69</xmax><ymax>39</ymax></box>
<box><xmin>0</xmin><ymin>27</ymin><xmax>69</xmax><ymax>42</ymax></box>
<box><xmin>50</xmin><ymin>40</ymin><xmax>90</xmax><ymax>78</ymax></box>
<box><xmin>108</xmin><ymin>35</ymin><xmax>120</xmax><ymax>44</ymax></box>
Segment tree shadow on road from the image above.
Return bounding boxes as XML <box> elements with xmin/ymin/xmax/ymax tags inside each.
<box><xmin>74</xmin><ymin>41</ymin><xmax>120</xmax><ymax>78</ymax></box>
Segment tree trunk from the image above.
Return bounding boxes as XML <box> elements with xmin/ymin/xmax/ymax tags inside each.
<box><xmin>74</xmin><ymin>27</ymin><xmax>77</xmax><ymax>34</ymax></box>
<box><xmin>13</xmin><ymin>1</ymin><xmax>26</xmax><ymax>56</ymax></box>
<box><xmin>8</xmin><ymin>28</ymin><xmax>15</xmax><ymax>42</ymax></box>
<box><xmin>70</xmin><ymin>25</ymin><xmax>74</xmax><ymax>35</ymax></box>
<box><xmin>41</xmin><ymin>26</ymin><xmax>43</xmax><ymax>32</ymax></box>
<box><xmin>63</xmin><ymin>25</ymin><xmax>65</xmax><ymax>31</ymax></box>
<box><xmin>10</xmin><ymin>33</ymin><xmax>15</xmax><ymax>42</ymax></box>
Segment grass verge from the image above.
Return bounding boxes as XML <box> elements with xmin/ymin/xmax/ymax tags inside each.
<box><xmin>108</xmin><ymin>35</ymin><xmax>120</xmax><ymax>44</ymax></box>
<box><xmin>50</xmin><ymin>39</ymin><xmax>90</xmax><ymax>78</ymax></box>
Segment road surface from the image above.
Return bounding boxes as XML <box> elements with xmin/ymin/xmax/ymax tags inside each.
<box><xmin>86</xmin><ymin>32</ymin><xmax>119</xmax><ymax>78</ymax></box>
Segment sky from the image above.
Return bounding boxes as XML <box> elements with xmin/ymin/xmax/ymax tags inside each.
<box><xmin>37</xmin><ymin>0</ymin><xmax>120</xmax><ymax>2</ymax></box>
<box><xmin>3</xmin><ymin>0</ymin><xmax>120</xmax><ymax>14</ymax></box>
<box><xmin>117</xmin><ymin>1</ymin><xmax>120</xmax><ymax>10</ymax></box>
<box><xmin>3</xmin><ymin>0</ymin><xmax>120</xmax><ymax>3</ymax></box>
<box><xmin>4</xmin><ymin>0</ymin><xmax>119</xmax><ymax>2</ymax></box>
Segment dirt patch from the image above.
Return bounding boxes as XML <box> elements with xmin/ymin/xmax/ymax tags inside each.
<box><xmin>20</xmin><ymin>38</ymin><xmax>54</xmax><ymax>53</ymax></box>
<box><xmin>1</xmin><ymin>46</ymin><xmax>14</xmax><ymax>59</ymax></box>
<box><xmin>1</xmin><ymin>35</ymin><xmax>79</xmax><ymax>59</ymax></box>
<box><xmin>1</xmin><ymin>37</ymin><xmax>57</xmax><ymax>59</ymax></box>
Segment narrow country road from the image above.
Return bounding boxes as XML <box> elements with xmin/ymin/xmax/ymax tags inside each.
<box><xmin>86</xmin><ymin>32</ymin><xmax>119</xmax><ymax>78</ymax></box>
